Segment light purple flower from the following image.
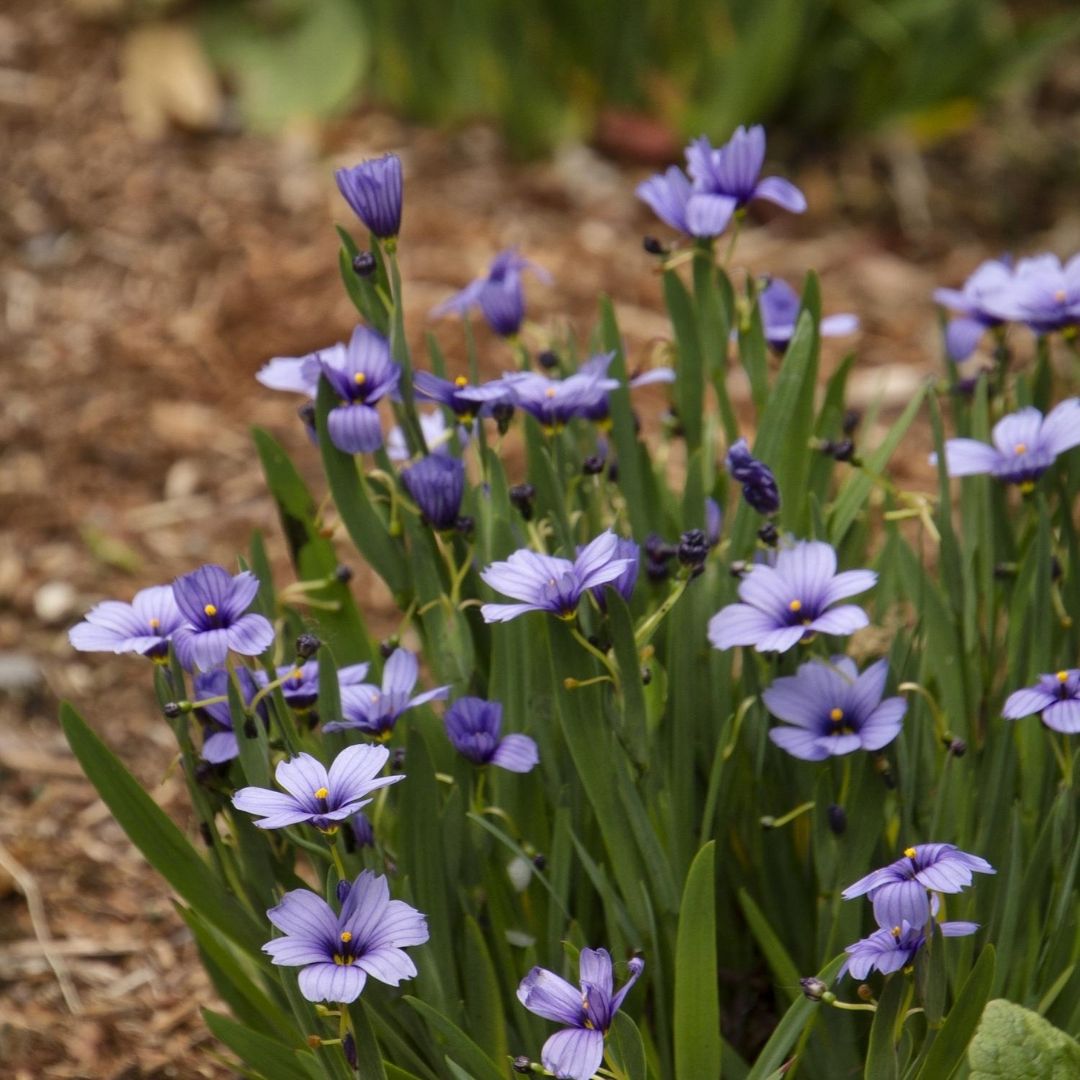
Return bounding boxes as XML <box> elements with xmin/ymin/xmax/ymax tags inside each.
<box><xmin>757</xmin><ymin>278</ymin><xmax>858</xmax><ymax>351</ymax></box>
<box><xmin>444</xmin><ymin>697</ymin><xmax>538</xmax><ymax>772</ymax></box>
<box><xmin>319</xmin><ymin>325</ymin><xmax>401</xmax><ymax>454</ymax></box>
<box><xmin>68</xmin><ymin>584</ymin><xmax>185</xmax><ymax>661</ymax></box>
<box><xmin>233</xmin><ymin>745</ymin><xmax>403</xmax><ymax>831</ymax></box>
<box><xmin>933</xmin><ymin>258</ymin><xmax>1013</xmax><ymax>360</ymax></box>
<box><xmin>983</xmin><ymin>253</ymin><xmax>1080</xmax><ymax>333</ymax></box>
<box><xmin>588</xmin><ymin>536</ymin><xmax>640</xmax><ymax>608</ymax></box>
<box><xmin>763</xmin><ymin>657</ymin><xmax>906</xmax><ymax>761</ymax></box>
<box><xmin>574</xmin><ymin>352</ymin><xmax>675</xmax><ymax>426</ymax></box>
<box><xmin>838</xmin><ymin>919</ymin><xmax>978</xmax><ymax>982</ymax></box>
<box><xmin>401</xmin><ymin>453</ymin><xmax>465</xmax><ymax>530</ymax></box>
<box><xmin>335</xmin><ymin>154</ymin><xmax>403</xmax><ymax>239</ymax></box>
<box><xmin>253</xmin><ymin>660</ymin><xmax>371</xmax><ymax>712</ymax></box>
<box><xmin>1003</xmin><ymin>669</ymin><xmax>1080</xmax><ymax>734</ymax></box>
<box><xmin>263</xmin><ymin>870</ymin><xmax>428</xmax><ymax>1004</ymax></box>
<box><xmin>480</xmin><ymin>531</ymin><xmax>638</xmax><ymax>623</ymax></box>
<box><xmin>708</xmin><ymin>540</ymin><xmax>875</xmax><ymax>653</ymax></box>
<box><xmin>933</xmin><ymin>399</ymin><xmax>1080</xmax><ymax>489</ymax></box>
<box><xmin>193</xmin><ymin>666</ymin><xmax>266</xmax><ymax>764</ymax></box>
<box><xmin>255</xmin><ymin>350</ymin><xmax>323</xmax><ymax>397</ymax></box>
<box><xmin>414</xmin><ymin>371</ymin><xmax>514</xmax><ymax>421</ymax></box>
<box><xmin>842</xmin><ymin>844</ymin><xmax>995</xmax><ymax>930</ymax></box>
<box><xmin>502</xmin><ymin>364</ymin><xmax>620</xmax><ymax>433</ymax></box>
<box><xmin>637</xmin><ymin>125</ymin><xmax>805</xmax><ymax>239</ymax></box>
<box><xmin>324</xmin><ymin>649</ymin><xmax>450</xmax><ymax>739</ymax></box>
<box><xmin>431</xmin><ymin>249</ymin><xmax>550</xmax><ymax>338</ymax></box>
<box><xmin>517</xmin><ymin>948</ymin><xmax>644</xmax><ymax>1080</ymax></box>
<box><xmin>170</xmin><ymin>565</ymin><xmax>275</xmax><ymax>672</ymax></box>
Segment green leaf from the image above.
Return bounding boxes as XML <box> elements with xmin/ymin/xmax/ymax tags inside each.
<box><xmin>609</xmin><ymin>1011</ymin><xmax>648</xmax><ymax>1080</ymax></box>
<box><xmin>968</xmin><ymin>997</ymin><xmax>1080</xmax><ymax>1079</ymax></box>
<box><xmin>916</xmin><ymin>945</ymin><xmax>996</xmax><ymax>1080</ymax></box>
<box><xmin>60</xmin><ymin>703</ymin><xmax>264</xmax><ymax>953</ymax></box>
<box><xmin>348</xmin><ymin>998</ymin><xmax>389</xmax><ymax>1080</ymax></box>
<box><xmin>202</xmin><ymin>1009</ymin><xmax>315</xmax><ymax>1080</ymax></box>
<box><xmin>864</xmin><ymin>973</ymin><xmax>905</xmax><ymax>1080</ymax></box>
<box><xmin>404</xmin><ymin>997</ymin><xmax>505</xmax><ymax>1080</ymax></box>
<box><xmin>674</xmin><ymin>842</ymin><xmax>721</xmax><ymax>1080</ymax></box>
<box><xmin>737</xmin><ymin>890</ymin><xmax>801</xmax><ymax>1006</ymax></box>
<box><xmin>462</xmin><ymin>916</ymin><xmax>508</xmax><ymax>1068</ymax></box>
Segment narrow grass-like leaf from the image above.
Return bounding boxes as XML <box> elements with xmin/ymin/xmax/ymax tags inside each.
<box><xmin>202</xmin><ymin>1008</ymin><xmax>316</xmax><ymax>1080</ymax></box>
<box><xmin>404</xmin><ymin>997</ymin><xmax>505</xmax><ymax>1080</ymax></box>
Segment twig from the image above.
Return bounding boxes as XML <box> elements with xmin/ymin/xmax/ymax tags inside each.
<box><xmin>0</xmin><ymin>840</ymin><xmax>83</xmax><ymax>1014</ymax></box>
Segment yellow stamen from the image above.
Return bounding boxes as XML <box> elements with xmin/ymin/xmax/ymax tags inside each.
<box><xmin>1013</xmin><ymin>443</ymin><xmax>1027</xmax><ymax>455</ymax></box>
<box><xmin>454</xmin><ymin>375</ymin><xmax>468</xmax><ymax>388</ymax></box>
<box><xmin>1057</xmin><ymin>670</ymin><xmax>1069</xmax><ymax>683</ymax></box>
<box><xmin>354</xmin><ymin>372</ymin><xmax>367</xmax><ymax>385</ymax></box>
<box><xmin>544</xmin><ymin>387</ymin><xmax>557</xmax><ymax>399</ymax></box>
<box><xmin>291</xmin><ymin>667</ymin><xmax>303</xmax><ymax>680</ymax></box>
<box><xmin>203</xmin><ymin>603</ymin><xmax>217</xmax><ymax>617</ymax></box>
<box><xmin>314</xmin><ymin>786</ymin><xmax>329</xmax><ymax>800</ymax></box>
<box><xmin>340</xmin><ymin>931</ymin><xmax>352</xmax><ymax>943</ymax></box>
<box><xmin>149</xmin><ymin>617</ymin><xmax>161</xmax><ymax>630</ymax></box>
<box><xmin>830</xmin><ymin>707</ymin><xmax>844</xmax><ymax>722</ymax></box>
<box><xmin>891</xmin><ymin>926</ymin><xmax>902</xmax><ymax>938</ymax></box>
<box><xmin>788</xmin><ymin>599</ymin><xmax>802</xmax><ymax>613</ymax></box>
<box><xmin>1054</xmin><ymin>289</ymin><xmax>1067</xmax><ymax>303</ymax></box>
<box><xmin>904</xmin><ymin>846</ymin><xmax>917</xmax><ymax>860</ymax></box>
<box><xmin>1019</xmin><ymin>480</ymin><xmax>1035</xmax><ymax>494</ymax></box>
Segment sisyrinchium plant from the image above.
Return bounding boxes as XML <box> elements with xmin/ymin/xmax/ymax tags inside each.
<box><xmin>64</xmin><ymin>127</ymin><xmax>1080</xmax><ymax>1079</ymax></box>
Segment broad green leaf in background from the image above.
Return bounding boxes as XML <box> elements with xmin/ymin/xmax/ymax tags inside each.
<box><xmin>967</xmin><ymin>997</ymin><xmax>1080</xmax><ymax>1080</ymax></box>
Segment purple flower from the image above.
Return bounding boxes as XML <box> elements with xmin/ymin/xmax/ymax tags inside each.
<box><xmin>503</xmin><ymin>366</ymin><xmax>620</xmax><ymax>433</ymax></box>
<box><xmin>591</xmin><ymin>536</ymin><xmax>640</xmax><ymax>607</ymax></box>
<box><xmin>763</xmin><ymin>657</ymin><xmax>906</xmax><ymax>761</ymax></box>
<box><xmin>255</xmin><ymin>350</ymin><xmax>322</xmax><ymax>397</ymax></box>
<box><xmin>933</xmin><ymin>399</ymin><xmax>1080</xmax><ymax>489</ymax></box>
<box><xmin>708</xmin><ymin>540</ymin><xmax>875</xmax><ymax>653</ymax></box>
<box><xmin>319</xmin><ymin>326</ymin><xmax>401</xmax><ymax>454</ymax></box>
<box><xmin>193</xmin><ymin>666</ymin><xmax>267</xmax><ymax>764</ymax></box>
<box><xmin>170</xmin><ymin>565</ymin><xmax>275</xmax><ymax>672</ymax></box>
<box><xmin>637</xmin><ymin>125</ymin><xmax>805</xmax><ymax>239</ymax></box>
<box><xmin>233</xmin><ymin>744</ymin><xmax>403</xmax><ymax>831</ymax></box>
<box><xmin>401</xmin><ymin>453</ymin><xmax>465</xmax><ymax>530</ymax></box>
<box><xmin>842</xmin><ymin>844</ymin><xmax>995</xmax><ymax>930</ymax></box>
<box><xmin>705</xmin><ymin>497</ymin><xmax>723</xmax><ymax>546</ymax></box>
<box><xmin>726</xmin><ymin>438</ymin><xmax>781</xmax><ymax>515</ymax></box>
<box><xmin>432</xmin><ymin>249</ymin><xmax>550</xmax><ymax>337</ymax></box>
<box><xmin>414</xmin><ymin>371</ymin><xmax>513</xmax><ymax>422</ymax></box>
<box><xmin>517</xmin><ymin>949</ymin><xmax>644</xmax><ymax>1080</ymax></box>
<box><xmin>254</xmin><ymin>660</ymin><xmax>371</xmax><ymax>712</ymax></box>
<box><xmin>325</xmin><ymin>649</ymin><xmax>450</xmax><ymax>739</ymax></box>
<box><xmin>757</xmin><ymin>278</ymin><xmax>858</xmax><ymax>351</ymax></box>
<box><xmin>387</xmin><ymin>409</ymin><xmax>469</xmax><ymax>462</ymax></box>
<box><xmin>983</xmin><ymin>253</ymin><xmax>1080</xmax><ymax>333</ymax></box>
<box><xmin>68</xmin><ymin>584</ymin><xmax>185</xmax><ymax>661</ymax></box>
<box><xmin>480</xmin><ymin>531</ymin><xmax>638</xmax><ymax>623</ymax></box>
<box><xmin>574</xmin><ymin>352</ymin><xmax>675</xmax><ymax>425</ymax></box>
<box><xmin>1003</xmin><ymin>669</ymin><xmax>1080</xmax><ymax>734</ymax></box>
<box><xmin>933</xmin><ymin>258</ymin><xmax>1013</xmax><ymax>361</ymax></box>
<box><xmin>444</xmin><ymin>697</ymin><xmax>539</xmax><ymax>772</ymax></box>
<box><xmin>839</xmin><ymin>919</ymin><xmax>978</xmax><ymax>982</ymax></box>
<box><xmin>335</xmin><ymin>154</ymin><xmax>403</xmax><ymax>239</ymax></box>
<box><xmin>263</xmin><ymin>870</ymin><xmax>428</xmax><ymax>1004</ymax></box>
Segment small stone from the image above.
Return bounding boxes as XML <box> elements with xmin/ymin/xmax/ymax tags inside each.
<box><xmin>34</xmin><ymin>581</ymin><xmax>77</xmax><ymax>624</ymax></box>
<box><xmin>0</xmin><ymin>652</ymin><xmax>43</xmax><ymax>695</ymax></box>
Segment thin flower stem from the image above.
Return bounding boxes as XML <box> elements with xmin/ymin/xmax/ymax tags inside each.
<box><xmin>837</xmin><ymin>755</ymin><xmax>852</xmax><ymax>808</ymax></box>
<box><xmin>761</xmin><ymin>801</ymin><xmax>816</xmax><ymax>829</ymax></box>
<box><xmin>570</xmin><ymin>625</ymin><xmax>620</xmax><ymax>687</ymax></box>
<box><xmin>330</xmin><ymin>834</ymin><xmax>349</xmax><ymax>881</ymax></box>
<box><xmin>634</xmin><ymin>576</ymin><xmax>690</xmax><ymax>649</ymax></box>
<box><xmin>828</xmin><ymin>999</ymin><xmax>878</xmax><ymax>1013</ymax></box>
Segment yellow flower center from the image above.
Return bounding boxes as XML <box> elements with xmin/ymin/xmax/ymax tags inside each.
<box><xmin>333</xmin><ymin>954</ymin><xmax>355</xmax><ymax>966</ymax></box>
<box><xmin>830</xmin><ymin>708</ymin><xmax>844</xmax><ymax>723</ymax></box>
<box><xmin>891</xmin><ymin>926</ymin><xmax>902</xmax><ymax>939</ymax></box>
<box><xmin>1057</xmin><ymin>670</ymin><xmax>1069</xmax><ymax>683</ymax></box>
<box><xmin>354</xmin><ymin>372</ymin><xmax>366</xmax><ymax>385</ymax></box>
<box><xmin>292</xmin><ymin>667</ymin><xmax>303</xmax><ymax>681</ymax></box>
<box><xmin>1019</xmin><ymin>480</ymin><xmax>1035</xmax><ymax>494</ymax></box>
<box><xmin>1013</xmin><ymin>442</ymin><xmax>1027</xmax><ymax>455</ymax></box>
<box><xmin>1054</xmin><ymin>289</ymin><xmax>1067</xmax><ymax>303</ymax></box>
<box><xmin>149</xmin><ymin>617</ymin><xmax>160</xmax><ymax>629</ymax></box>
<box><xmin>340</xmin><ymin>931</ymin><xmax>352</xmax><ymax>943</ymax></box>
<box><xmin>904</xmin><ymin>846</ymin><xmax>917</xmax><ymax>860</ymax></box>
<box><xmin>454</xmin><ymin>375</ymin><xmax>468</xmax><ymax>388</ymax></box>
<box><xmin>545</xmin><ymin>387</ymin><xmax>557</xmax><ymax>399</ymax></box>
<box><xmin>314</xmin><ymin>787</ymin><xmax>329</xmax><ymax>800</ymax></box>
<box><xmin>788</xmin><ymin>599</ymin><xmax>802</xmax><ymax>613</ymax></box>
<box><xmin>203</xmin><ymin>603</ymin><xmax>217</xmax><ymax>617</ymax></box>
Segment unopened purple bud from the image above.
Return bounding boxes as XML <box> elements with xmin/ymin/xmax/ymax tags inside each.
<box><xmin>163</xmin><ymin>701</ymin><xmax>183</xmax><ymax>718</ymax></box>
<box><xmin>352</xmin><ymin>251</ymin><xmax>377</xmax><ymax>277</ymax></box>
<box><xmin>532</xmin><ymin>852</ymin><xmax>547</xmax><ymax>871</ymax></box>
<box><xmin>642</xmin><ymin>236</ymin><xmax>667</xmax><ymax>256</ymax></box>
<box><xmin>493</xmin><ymin>401</ymin><xmax>515</xmax><ymax>434</ymax></box>
<box><xmin>512</xmin><ymin>1057</ymin><xmax>532</xmax><ymax>1075</ymax></box>
<box><xmin>537</xmin><ymin>350</ymin><xmax>560</xmax><ymax>370</ymax></box>
<box><xmin>343</xmin><ymin>1032</ymin><xmax>357</xmax><ymax>1069</ymax></box>
<box><xmin>390</xmin><ymin>747</ymin><xmax>406</xmax><ymax>771</ymax></box>
<box><xmin>509</xmin><ymin>483</ymin><xmax>536</xmax><ymax>520</ymax></box>
<box><xmin>583</xmin><ymin>454</ymin><xmax>605</xmax><ymax>476</ymax></box>
<box><xmin>843</xmin><ymin>409</ymin><xmax>861</xmax><ymax>435</ymax></box>
<box><xmin>335</xmin><ymin>564</ymin><xmax>353</xmax><ymax>583</ymax></box>
<box><xmin>678</xmin><ymin>529</ymin><xmax>708</xmax><ymax>569</ymax></box>
<box><xmin>296</xmin><ymin>633</ymin><xmax>321</xmax><ymax>660</ymax></box>
<box><xmin>379</xmin><ymin>638</ymin><xmax>398</xmax><ymax>659</ymax></box>
<box><xmin>945</xmin><ymin>735</ymin><xmax>968</xmax><ymax>757</ymax></box>
<box><xmin>800</xmin><ymin>977</ymin><xmax>829</xmax><ymax>1002</ymax></box>
<box><xmin>727</xmin><ymin>438</ymin><xmax>781</xmax><ymax>515</ymax></box>
<box><xmin>335</xmin><ymin>154</ymin><xmax>403</xmax><ymax>239</ymax></box>
<box><xmin>336</xmin><ymin>879</ymin><xmax>352</xmax><ymax>904</ymax></box>
<box><xmin>827</xmin><ymin>804</ymin><xmax>847</xmax><ymax>835</ymax></box>
<box><xmin>757</xmin><ymin>523</ymin><xmax>779</xmax><ymax>547</ymax></box>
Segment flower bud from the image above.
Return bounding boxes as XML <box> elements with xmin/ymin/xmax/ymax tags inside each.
<box><xmin>163</xmin><ymin>701</ymin><xmax>183</xmax><ymax>718</ymax></box>
<box><xmin>493</xmin><ymin>401</ymin><xmax>515</xmax><ymax>435</ymax></box>
<box><xmin>827</xmin><ymin>803</ymin><xmax>847</xmax><ymax>835</ymax></box>
<box><xmin>352</xmin><ymin>251</ymin><xmax>377</xmax><ymax>277</ymax></box>
<box><xmin>509</xmin><ymin>483</ymin><xmax>536</xmax><ymax>521</ymax></box>
<box><xmin>379</xmin><ymin>637</ymin><xmax>399</xmax><ymax>659</ymax></box>
<box><xmin>537</xmin><ymin>350</ymin><xmax>559</xmax><ymax>370</ymax></box>
<box><xmin>335</xmin><ymin>564</ymin><xmax>353</xmax><ymax>583</ymax></box>
<box><xmin>678</xmin><ymin>529</ymin><xmax>708</xmax><ymax>569</ymax></box>
<box><xmin>642</xmin><ymin>236</ymin><xmax>667</xmax><ymax>256</ymax></box>
<box><xmin>800</xmin><ymin>977</ymin><xmax>829</xmax><ymax>1001</ymax></box>
<box><xmin>336</xmin><ymin>879</ymin><xmax>352</xmax><ymax>905</ymax></box>
<box><xmin>512</xmin><ymin>1057</ymin><xmax>532</xmax><ymax>1075</ymax></box>
<box><xmin>583</xmin><ymin>454</ymin><xmax>605</xmax><ymax>476</ymax></box>
<box><xmin>757</xmin><ymin>522</ymin><xmax>779</xmax><ymax>547</ymax></box>
<box><xmin>296</xmin><ymin>633</ymin><xmax>321</xmax><ymax>660</ymax></box>
<box><xmin>343</xmin><ymin>1032</ymin><xmax>358</xmax><ymax>1069</ymax></box>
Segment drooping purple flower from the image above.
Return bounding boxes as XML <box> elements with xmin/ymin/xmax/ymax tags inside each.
<box><xmin>982</xmin><ymin>253</ymin><xmax>1080</xmax><ymax>333</ymax></box>
<box><xmin>263</xmin><ymin>870</ymin><xmax>428</xmax><ymax>1004</ymax></box>
<box><xmin>933</xmin><ymin>399</ymin><xmax>1080</xmax><ymax>489</ymax></box>
<box><xmin>318</xmin><ymin>325</ymin><xmax>401</xmax><ymax>454</ymax></box>
<box><xmin>233</xmin><ymin>744</ymin><xmax>403</xmax><ymax>831</ymax></box>
<box><xmin>480</xmin><ymin>531</ymin><xmax>638</xmax><ymax>623</ymax></box>
<box><xmin>324</xmin><ymin>649</ymin><xmax>450</xmax><ymax>739</ymax></box>
<box><xmin>253</xmin><ymin>660</ymin><xmax>371</xmax><ymax>712</ymax></box>
<box><xmin>637</xmin><ymin>125</ymin><xmax>805</xmax><ymax>239</ymax></box>
<box><xmin>170</xmin><ymin>565</ymin><xmax>275</xmax><ymax>672</ymax></box>
<box><xmin>757</xmin><ymin>278</ymin><xmax>858</xmax><ymax>351</ymax></box>
<box><xmin>838</xmin><ymin>919</ymin><xmax>979</xmax><ymax>982</ymax></box>
<box><xmin>68</xmin><ymin>584</ymin><xmax>185</xmax><ymax>661</ymax></box>
<box><xmin>517</xmin><ymin>949</ymin><xmax>644</xmax><ymax>1080</ymax></box>
<box><xmin>444</xmin><ymin>697</ymin><xmax>538</xmax><ymax>773</ymax></box>
<box><xmin>933</xmin><ymin>258</ymin><xmax>1013</xmax><ymax>361</ymax></box>
<box><xmin>193</xmin><ymin>666</ymin><xmax>267</xmax><ymax>764</ymax></box>
<box><xmin>1003</xmin><ymin>669</ymin><xmax>1080</xmax><ymax>734</ymax></box>
<box><xmin>401</xmin><ymin>453</ymin><xmax>465</xmax><ymax>530</ymax></box>
<box><xmin>334</xmin><ymin>154</ymin><xmax>403</xmax><ymax>239</ymax></box>
<box><xmin>708</xmin><ymin>540</ymin><xmax>875</xmax><ymax>653</ymax></box>
<box><xmin>726</xmin><ymin>438</ymin><xmax>781</xmax><ymax>515</ymax></box>
<box><xmin>414</xmin><ymin>371</ymin><xmax>514</xmax><ymax>422</ymax></box>
<box><xmin>763</xmin><ymin>657</ymin><xmax>906</xmax><ymax>761</ymax></box>
<box><xmin>350</xmin><ymin>811</ymin><xmax>375</xmax><ymax>849</ymax></box>
<box><xmin>431</xmin><ymin>249</ymin><xmax>550</xmax><ymax>337</ymax></box>
<box><xmin>842</xmin><ymin>844</ymin><xmax>995</xmax><ymax>930</ymax></box>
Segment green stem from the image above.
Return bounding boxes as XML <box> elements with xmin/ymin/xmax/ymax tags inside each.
<box><xmin>634</xmin><ymin>577</ymin><xmax>690</xmax><ymax>648</ymax></box>
<box><xmin>570</xmin><ymin>625</ymin><xmax>620</xmax><ymax>687</ymax></box>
